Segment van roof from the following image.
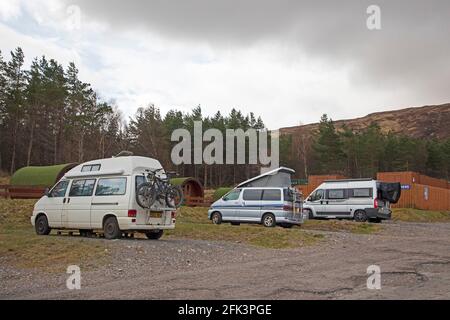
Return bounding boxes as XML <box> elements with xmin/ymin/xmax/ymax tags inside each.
<box><xmin>323</xmin><ymin>178</ymin><xmax>375</xmax><ymax>183</ymax></box>
<box><xmin>64</xmin><ymin>156</ymin><xmax>163</xmax><ymax>179</ymax></box>
<box><xmin>236</xmin><ymin>167</ymin><xmax>295</xmax><ymax>188</ymax></box>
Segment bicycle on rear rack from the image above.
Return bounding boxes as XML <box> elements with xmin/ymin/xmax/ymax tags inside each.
<box><xmin>136</xmin><ymin>168</ymin><xmax>184</xmax><ymax>209</ymax></box>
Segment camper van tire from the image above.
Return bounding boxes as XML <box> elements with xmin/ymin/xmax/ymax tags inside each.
<box><xmin>145</xmin><ymin>230</ymin><xmax>164</xmax><ymax>240</ymax></box>
<box><xmin>231</xmin><ymin>222</ymin><xmax>240</xmax><ymax>226</ymax></box>
<box><xmin>103</xmin><ymin>216</ymin><xmax>122</xmax><ymax>239</ymax></box>
<box><xmin>354</xmin><ymin>210</ymin><xmax>368</xmax><ymax>223</ymax></box>
<box><xmin>281</xmin><ymin>223</ymin><xmax>294</xmax><ymax>229</ymax></box>
<box><xmin>304</xmin><ymin>209</ymin><xmax>314</xmax><ymax>220</ymax></box>
<box><xmin>35</xmin><ymin>214</ymin><xmax>51</xmax><ymax>235</ymax></box>
<box><xmin>262</xmin><ymin>213</ymin><xmax>276</xmax><ymax>228</ymax></box>
<box><xmin>211</xmin><ymin>212</ymin><xmax>222</xmax><ymax>225</ymax></box>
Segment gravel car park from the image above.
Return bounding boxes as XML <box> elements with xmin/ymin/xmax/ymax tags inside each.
<box><xmin>1</xmin><ymin>219</ymin><xmax>449</xmax><ymax>300</ymax></box>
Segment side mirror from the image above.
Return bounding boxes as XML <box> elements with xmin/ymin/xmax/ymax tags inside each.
<box><xmin>222</xmin><ymin>197</ymin><xmax>228</xmax><ymax>201</ymax></box>
<box><xmin>44</xmin><ymin>188</ymin><xmax>50</xmax><ymax>197</ymax></box>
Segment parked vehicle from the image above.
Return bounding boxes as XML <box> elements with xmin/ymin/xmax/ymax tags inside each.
<box><xmin>302</xmin><ymin>179</ymin><xmax>401</xmax><ymax>222</ymax></box>
<box><xmin>31</xmin><ymin>156</ymin><xmax>177</xmax><ymax>240</ymax></box>
<box><xmin>208</xmin><ymin>167</ymin><xmax>305</xmax><ymax>228</ymax></box>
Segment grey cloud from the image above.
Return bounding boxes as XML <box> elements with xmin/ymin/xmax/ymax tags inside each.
<box><xmin>67</xmin><ymin>0</ymin><xmax>450</xmax><ymax>103</ymax></box>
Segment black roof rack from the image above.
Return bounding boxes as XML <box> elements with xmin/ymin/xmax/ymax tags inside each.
<box><xmin>323</xmin><ymin>178</ymin><xmax>374</xmax><ymax>183</ymax></box>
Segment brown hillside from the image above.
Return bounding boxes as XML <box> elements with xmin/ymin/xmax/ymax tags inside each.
<box><xmin>280</xmin><ymin>103</ymin><xmax>450</xmax><ymax>139</ymax></box>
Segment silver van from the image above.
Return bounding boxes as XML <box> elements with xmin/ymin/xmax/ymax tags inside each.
<box><xmin>303</xmin><ymin>179</ymin><xmax>401</xmax><ymax>223</ymax></box>
<box><xmin>208</xmin><ymin>187</ymin><xmax>304</xmax><ymax>228</ymax></box>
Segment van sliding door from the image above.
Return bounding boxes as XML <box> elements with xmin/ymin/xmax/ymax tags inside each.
<box><xmin>324</xmin><ymin>189</ymin><xmax>350</xmax><ymax>216</ymax></box>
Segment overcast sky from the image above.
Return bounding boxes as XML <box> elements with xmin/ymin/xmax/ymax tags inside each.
<box><xmin>1</xmin><ymin>0</ymin><xmax>449</xmax><ymax>129</ymax></box>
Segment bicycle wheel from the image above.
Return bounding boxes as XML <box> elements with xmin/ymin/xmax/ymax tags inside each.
<box><xmin>136</xmin><ymin>182</ymin><xmax>157</xmax><ymax>209</ymax></box>
<box><xmin>165</xmin><ymin>185</ymin><xmax>184</xmax><ymax>208</ymax></box>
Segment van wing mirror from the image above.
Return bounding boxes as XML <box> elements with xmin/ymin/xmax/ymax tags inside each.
<box><xmin>44</xmin><ymin>188</ymin><xmax>50</xmax><ymax>197</ymax></box>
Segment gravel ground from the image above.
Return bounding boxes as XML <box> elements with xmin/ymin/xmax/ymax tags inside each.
<box><xmin>1</xmin><ymin>221</ymin><xmax>450</xmax><ymax>300</ymax></box>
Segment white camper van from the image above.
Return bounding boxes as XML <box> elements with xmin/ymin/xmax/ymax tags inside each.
<box><xmin>30</xmin><ymin>156</ymin><xmax>177</xmax><ymax>240</ymax></box>
<box><xmin>303</xmin><ymin>179</ymin><xmax>401</xmax><ymax>222</ymax></box>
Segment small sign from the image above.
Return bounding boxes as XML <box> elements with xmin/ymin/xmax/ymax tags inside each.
<box><xmin>401</xmin><ymin>184</ymin><xmax>411</xmax><ymax>190</ymax></box>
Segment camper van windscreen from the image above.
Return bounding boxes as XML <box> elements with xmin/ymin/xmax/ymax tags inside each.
<box><xmin>377</xmin><ymin>182</ymin><xmax>401</xmax><ymax>204</ymax></box>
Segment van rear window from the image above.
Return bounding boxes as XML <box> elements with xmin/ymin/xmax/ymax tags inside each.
<box><xmin>262</xmin><ymin>189</ymin><xmax>281</xmax><ymax>201</ymax></box>
<box><xmin>135</xmin><ymin>175</ymin><xmax>146</xmax><ymax>191</ymax></box>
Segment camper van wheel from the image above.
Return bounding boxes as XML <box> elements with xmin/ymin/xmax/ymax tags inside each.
<box><xmin>262</xmin><ymin>213</ymin><xmax>276</xmax><ymax>228</ymax></box>
<box><xmin>304</xmin><ymin>209</ymin><xmax>314</xmax><ymax>219</ymax></box>
<box><xmin>211</xmin><ymin>212</ymin><xmax>222</xmax><ymax>225</ymax></box>
<box><xmin>35</xmin><ymin>215</ymin><xmax>51</xmax><ymax>235</ymax></box>
<box><xmin>103</xmin><ymin>217</ymin><xmax>122</xmax><ymax>239</ymax></box>
<box><xmin>145</xmin><ymin>230</ymin><xmax>164</xmax><ymax>240</ymax></box>
<box><xmin>354</xmin><ymin>210</ymin><xmax>368</xmax><ymax>223</ymax></box>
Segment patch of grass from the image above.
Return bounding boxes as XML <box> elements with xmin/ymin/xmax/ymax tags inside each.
<box><xmin>166</xmin><ymin>222</ymin><xmax>323</xmax><ymax>249</ymax></box>
<box><xmin>0</xmin><ymin>199</ymin><xmax>110</xmax><ymax>273</ymax></box>
<box><xmin>169</xmin><ymin>206</ymin><xmax>323</xmax><ymax>249</ymax></box>
<box><xmin>172</xmin><ymin>207</ymin><xmax>382</xmax><ymax>247</ymax></box>
<box><xmin>0</xmin><ymin>175</ymin><xmax>10</xmax><ymax>185</ymax></box>
<box><xmin>392</xmin><ymin>208</ymin><xmax>450</xmax><ymax>223</ymax></box>
<box><xmin>170</xmin><ymin>207</ymin><xmax>323</xmax><ymax>249</ymax></box>
<box><xmin>302</xmin><ymin>219</ymin><xmax>381</xmax><ymax>234</ymax></box>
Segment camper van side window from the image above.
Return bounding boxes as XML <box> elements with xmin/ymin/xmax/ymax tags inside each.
<box><xmin>49</xmin><ymin>180</ymin><xmax>69</xmax><ymax>198</ymax></box>
<box><xmin>262</xmin><ymin>189</ymin><xmax>281</xmax><ymax>201</ymax></box>
<box><xmin>350</xmin><ymin>188</ymin><xmax>372</xmax><ymax>198</ymax></box>
<box><xmin>69</xmin><ymin>179</ymin><xmax>96</xmax><ymax>197</ymax></box>
<box><xmin>223</xmin><ymin>189</ymin><xmax>241</xmax><ymax>201</ymax></box>
<box><xmin>310</xmin><ymin>189</ymin><xmax>324</xmax><ymax>201</ymax></box>
<box><xmin>81</xmin><ymin>164</ymin><xmax>101</xmax><ymax>172</ymax></box>
<box><xmin>95</xmin><ymin>178</ymin><xmax>127</xmax><ymax>196</ymax></box>
<box><xmin>243</xmin><ymin>189</ymin><xmax>263</xmax><ymax>201</ymax></box>
<box><xmin>327</xmin><ymin>189</ymin><xmax>346</xmax><ymax>199</ymax></box>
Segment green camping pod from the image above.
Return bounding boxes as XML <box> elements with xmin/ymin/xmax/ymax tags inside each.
<box><xmin>10</xmin><ymin>163</ymin><xmax>78</xmax><ymax>188</ymax></box>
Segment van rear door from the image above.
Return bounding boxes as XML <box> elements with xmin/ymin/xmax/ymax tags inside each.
<box><xmin>377</xmin><ymin>182</ymin><xmax>401</xmax><ymax>203</ymax></box>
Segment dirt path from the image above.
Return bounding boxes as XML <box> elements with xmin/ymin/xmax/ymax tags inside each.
<box><xmin>1</xmin><ymin>221</ymin><xmax>450</xmax><ymax>299</ymax></box>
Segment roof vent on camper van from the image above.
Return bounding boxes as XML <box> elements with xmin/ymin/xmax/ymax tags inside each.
<box><xmin>114</xmin><ymin>151</ymin><xmax>134</xmax><ymax>158</ymax></box>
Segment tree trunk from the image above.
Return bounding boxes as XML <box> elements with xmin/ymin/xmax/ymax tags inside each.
<box><xmin>78</xmin><ymin>132</ymin><xmax>84</xmax><ymax>163</ymax></box>
<box><xmin>26</xmin><ymin>118</ymin><xmax>35</xmax><ymax>166</ymax></box>
<box><xmin>53</xmin><ymin>132</ymin><xmax>57</xmax><ymax>165</ymax></box>
<box><xmin>10</xmin><ymin>120</ymin><xmax>19</xmax><ymax>174</ymax></box>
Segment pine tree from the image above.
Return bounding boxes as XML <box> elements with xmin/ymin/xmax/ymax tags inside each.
<box><xmin>312</xmin><ymin>114</ymin><xmax>345</xmax><ymax>174</ymax></box>
<box><xmin>5</xmin><ymin>48</ymin><xmax>27</xmax><ymax>173</ymax></box>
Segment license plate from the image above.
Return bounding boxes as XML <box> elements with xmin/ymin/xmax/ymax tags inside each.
<box><xmin>149</xmin><ymin>212</ymin><xmax>163</xmax><ymax>218</ymax></box>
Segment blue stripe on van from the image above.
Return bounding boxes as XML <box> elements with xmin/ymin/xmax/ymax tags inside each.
<box><xmin>211</xmin><ymin>204</ymin><xmax>284</xmax><ymax>209</ymax></box>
